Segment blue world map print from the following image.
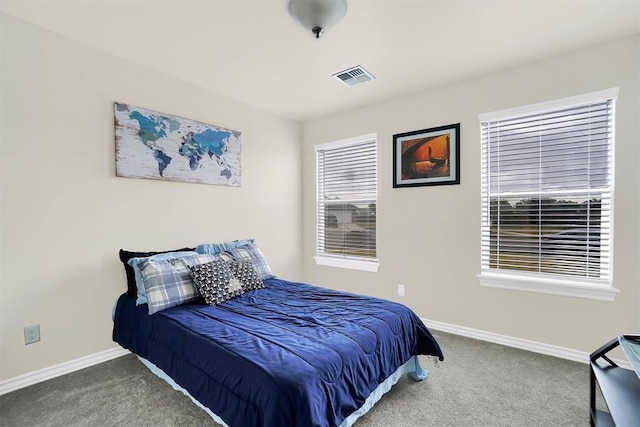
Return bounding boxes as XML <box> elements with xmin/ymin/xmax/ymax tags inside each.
<box><xmin>114</xmin><ymin>103</ymin><xmax>241</xmax><ymax>186</ymax></box>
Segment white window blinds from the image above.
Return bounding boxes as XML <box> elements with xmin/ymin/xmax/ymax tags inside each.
<box><xmin>480</xmin><ymin>90</ymin><xmax>616</xmax><ymax>284</ymax></box>
<box><xmin>315</xmin><ymin>135</ymin><xmax>377</xmax><ymax>262</ymax></box>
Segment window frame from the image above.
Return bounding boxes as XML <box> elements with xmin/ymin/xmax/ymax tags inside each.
<box><xmin>314</xmin><ymin>133</ymin><xmax>379</xmax><ymax>272</ymax></box>
<box><xmin>478</xmin><ymin>88</ymin><xmax>620</xmax><ymax>301</ymax></box>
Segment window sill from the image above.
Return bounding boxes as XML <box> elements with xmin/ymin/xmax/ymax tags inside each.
<box><xmin>477</xmin><ymin>271</ymin><xmax>620</xmax><ymax>302</ymax></box>
<box><xmin>314</xmin><ymin>256</ymin><xmax>379</xmax><ymax>272</ymax></box>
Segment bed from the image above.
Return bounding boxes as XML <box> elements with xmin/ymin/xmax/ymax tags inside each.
<box><xmin>113</xmin><ymin>244</ymin><xmax>443</xmax><ymax>427</ymax></box>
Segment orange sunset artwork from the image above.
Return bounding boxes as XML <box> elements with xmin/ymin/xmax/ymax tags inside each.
<box><xmin>401</xmin><ymin>133</ymin><xmax>451</xmax><ymax>179</ymax></box>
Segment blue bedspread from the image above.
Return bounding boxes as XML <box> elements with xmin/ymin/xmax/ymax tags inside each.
<box><xmin>113</xmin><ymin>278</ymin><xmax>443</xmax><ymax>427</ymax></box>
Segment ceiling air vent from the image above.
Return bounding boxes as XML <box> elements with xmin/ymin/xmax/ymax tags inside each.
<box><xmin>332</xmin><ymin>66</ymin><xmax>375</xmax><ymax>87</ymax></box>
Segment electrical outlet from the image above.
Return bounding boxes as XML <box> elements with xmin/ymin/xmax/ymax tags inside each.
<box><xmin>397</xmin><ymin>284</ymin><xmax>405</xmax><ymax>297</ymax></box>
<box><xmin>24</xmin><ymin>324</ymin><xmax>40</xmax><ymax>345</ymax></box>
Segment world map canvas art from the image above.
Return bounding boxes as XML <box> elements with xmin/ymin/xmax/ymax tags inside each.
<box><xmin>114</xmin><ymin>102</ymin><xmax>241</xmax><ymax>186</ymax></box>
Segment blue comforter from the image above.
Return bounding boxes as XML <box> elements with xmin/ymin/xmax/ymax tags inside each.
<box><xmin>113</xmin><ymin>278</ymin><xmax>443</xmax><ymax>427</ymax></box>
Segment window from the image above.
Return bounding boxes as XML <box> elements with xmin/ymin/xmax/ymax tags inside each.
<box><xmin>478</xmin><ymin>88</ymin><xmax>619</xmax><ymax>301</ymax></box>
<box><xmin>315</xmin><ymin>134</ymin><xmax>378</xmax><ymax>272</ymax></box>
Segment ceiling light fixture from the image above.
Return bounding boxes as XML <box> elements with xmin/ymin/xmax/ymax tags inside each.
<box><xmin>288</xmin><ymin>0</ymin><xmax>348</xmax><ymax>39</ymax></box>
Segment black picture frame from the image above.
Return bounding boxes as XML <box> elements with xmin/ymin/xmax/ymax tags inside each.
<box><xmin>393</xmin><ymin>123</ymin><xmax>460</xmax><ymax>188</ymax></box>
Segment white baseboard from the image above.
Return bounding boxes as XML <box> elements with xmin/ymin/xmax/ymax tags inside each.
<box><xmin>422</xmin><ymin>318</ymin><xmax>632</xmax><ymax>369</ymax></box>
<box><xmin>1</xmin><ymin>321</ymin><xmax>633</xmax><ymax>396</ymax></box>
<box><xmin>0</xmin><ymin>346</ymin><xmax>129</xmax><ymax>396</ymax></box>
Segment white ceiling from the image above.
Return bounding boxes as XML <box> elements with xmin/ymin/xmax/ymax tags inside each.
<box><xmin>3</xmin><ymin>0</ymin><xmax>639</xmax><ymax>122</ymax></box>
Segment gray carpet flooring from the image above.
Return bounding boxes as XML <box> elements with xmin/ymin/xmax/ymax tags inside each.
<box><xmin>0</xmin><ymin>332</ymin><xmax>593</xmax><ymax>426</ymax></box>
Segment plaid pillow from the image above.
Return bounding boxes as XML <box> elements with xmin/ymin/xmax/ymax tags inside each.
<box><xmin>215</xmin><ymin>251</ymin><xmax>235</xmax><ymax>262</ymax></box>
<box><xmin>127</xmin><ymin>251</ymin><xmax>199</xmax><ymax>306</ymax></box>
<box><xmin>225</xmin><ymin>244</ymin><xmax>274</xmax><ymax>280</ymax></box>
<box><xmin>139</xmin><ymin>254</ymin><xmax>216</xmax><ymax>314</ymax></box>
<box><xmin>189</xmin><ymin>260</ymin><xmax>244</xmax><ymax>305</ymax></box>
<box><xmin>119</xmin><ymin>247</ymin><xmax>194</xmax><ymax>297</ymax></box>
<box><xmin>228</xmin><ymin>260</ymin><xmax>265</xmax><ymax>292</ymax></box>
<box><xmin>195</xmin><ymin>239</ymin><xmax>255</xmax><ymax>255</ymax></box>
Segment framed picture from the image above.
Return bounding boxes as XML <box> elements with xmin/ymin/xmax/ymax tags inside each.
<box><xmin>393</xmin><ymin>123</ymin><xmax>460</xmax><ymax>188</ymax></box>
<box><xmin>114</xmin><ymin>102</ymin><xmax>241</xmax><ymax>186</ymax></box>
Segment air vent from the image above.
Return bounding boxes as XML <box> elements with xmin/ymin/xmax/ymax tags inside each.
<box><xmin>332</xmin><ymin>65</ymin><xmax>376</xmax><ymax>87</ymax></box>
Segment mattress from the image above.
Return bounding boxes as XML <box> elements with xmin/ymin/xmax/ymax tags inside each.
<box><xmin>113</xmin><ymin>278</ymin><xmax>443</xmax><ymax>427</ymax></box>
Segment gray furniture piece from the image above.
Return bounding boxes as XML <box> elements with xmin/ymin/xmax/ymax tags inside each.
<box><xmin>590</xmin><ymin>335</ymin><xmax>640</xmax><ymax>426</ymax></box>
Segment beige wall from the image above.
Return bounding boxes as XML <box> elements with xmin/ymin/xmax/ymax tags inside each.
<box><xmin>301</xmin><ymin>34</ymin><xmax>640</xmax><ymax>353</ymax></box>
<box><xmin>0</xmin><ymin>14</ymin><xmax>302</xmax><ymax>380</ymax></box>
<box><xmin>1</xmin><ymin>12</ymin><xmax>638</xmax><ymax>384</ymax></box>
